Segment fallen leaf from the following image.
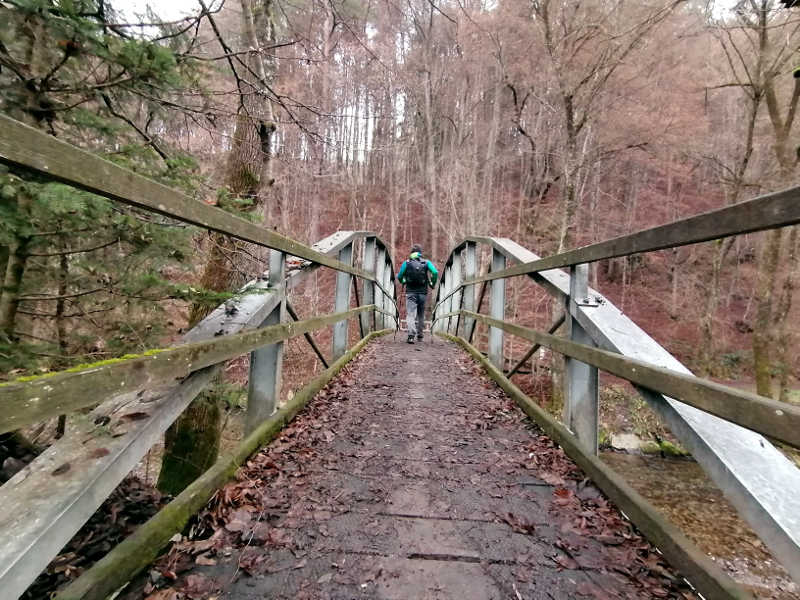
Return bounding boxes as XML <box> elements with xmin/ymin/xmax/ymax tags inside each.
<box><xmin>179</xmin><ymin>573</ymin><xmax>217</xmax><ymax>599</ymax></box>
<box><xmin>195</xmin><ymin>554</ymin><xmax>217</xmax><ymax>566</ymax></box>
<box><xmin>144</xmin><ymin>589</ymin><xmax>180</xmax><ymax>600</ymax></box>
<box><xmin>88</xmin><ymin>448</ymin><xmax>110</xmax><ymax>459</ymax></box>
<box><xmin>551</xmin><ymin>553</ymin><xmax>579</xmax><ymax>570</ymax></box>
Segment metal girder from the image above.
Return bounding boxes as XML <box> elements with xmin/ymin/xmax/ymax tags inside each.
<box><xmin>465</xmin><ymin>237</ymin><xmax>800</xmax><ymax>584</ymax></box>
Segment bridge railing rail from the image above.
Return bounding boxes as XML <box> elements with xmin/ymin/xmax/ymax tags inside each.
<box><xmin>0</xmin><ymin>115</ymin><xmax>398</xmax><ymax>599</ymax></box>
<box><xmin>431</xmin><ymin>188</ymin><xmax>800</xmax><ymax>590</ymax></box>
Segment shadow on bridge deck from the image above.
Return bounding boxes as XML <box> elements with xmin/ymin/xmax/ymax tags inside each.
<box><xmin>121</xmin><ymin>337</ymin><xmax>698</xmax><ymax>600</ymax></box>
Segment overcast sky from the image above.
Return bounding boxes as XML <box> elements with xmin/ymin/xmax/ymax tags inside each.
<box><xmin>112</xmin><ymin>0</ymin><xmax>206</xmax><ymax>23</ymax></box>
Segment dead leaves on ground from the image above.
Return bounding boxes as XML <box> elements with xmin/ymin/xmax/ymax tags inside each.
<box><xmin>524</xmin><ymin>435</ymin><xmax>695</xmax><ymax>598</ymax></box>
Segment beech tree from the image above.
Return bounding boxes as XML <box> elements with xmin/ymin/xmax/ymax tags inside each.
<box><xmin>708</xmin><ymin>0</ymin><xmax>800</xmax><ymax>398</ymax></box>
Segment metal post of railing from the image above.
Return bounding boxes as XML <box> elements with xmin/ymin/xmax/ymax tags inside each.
<box><xmin>382</xmin><ymin>259</ymin><xmax>392</xmax><ymax>330</ymax></box>
<box><xmin>389</xmin><ymin>263</ymin><xmax>397</xmax><ymax>328</ymax></box>
<box><xmin>375</xmin><ymin>246</ymin><xmax>387</xmax><ymax>330</ymax></box>
<box><xmin>462</xmin><ymin>242</ymin><xmax>477</xmax><ymax>338</ymax></box>
<box><xmin>442</xmin><ymin>265</ymin><xmax>453</xmax><ymax>333</ymax></box>
<box><xmin>332</xmin><ymin>242</ymin><xmax>353</xmax><ymax>360</ymax></box>
<box><xmin>488</xmin><ymin>249</ymin><xmax>506</xmax><ymax>368</ymax></box>
<box><xmin>449</xmin><ymin>251</ymin><xmax>462</xmax><ymax>334</ymax></box>
<box><xmin>246</xmin><ymin>249</ymin><xmax>286</xmax><ymax>433</ymax></box>
<box><xmin>564</xmin><ymin>263</ymin><xmax>599</xmax><ymax>455</ymax></box>
<box><xmin>361</xmin><ymin>237</ymin><xmax>376</xmax><ymax>334</ymax></box>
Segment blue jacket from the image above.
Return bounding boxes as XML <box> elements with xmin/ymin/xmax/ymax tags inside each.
<box><xmin>397</xmin><ymin>252</ymin><xmax>438</xmax><ymax>292</ymax></box>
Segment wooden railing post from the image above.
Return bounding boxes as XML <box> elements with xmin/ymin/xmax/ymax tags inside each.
<box><xmin>462</xmin><ymin>242</ymin><xmax>477</xmax><ymax>338</ymax></box>
<box><xmin>332</xmin><ymin>242</ymin><xmax>353</xmax><ymax>359</ymax></box>
<box><xmin>247</xmin><ymin>249</ymin><xmax>286</xmax><ymax>433</ymax></box>
<box><xmin>375</xmin><ymin>246</ymin><xmax>387</xmax><ymax>330</ymax></box>
<box><xmin>361</xmin><ymin>237</ymin><xmax>376</xmax><ymax>334</ymax></box>
<box><xmin>488</xmin><ymin>249</ymin><xmax>506</xmax><ymax>368</ymax></box>
<box><xmin>564</xmin><ymin>263</ymin><xmax>599</xmax><ymax>455</ymax></box>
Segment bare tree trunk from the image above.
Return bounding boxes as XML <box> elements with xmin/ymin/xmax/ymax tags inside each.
<box><xmin>753</xmin><ymin>228</ymin><xmax>783</xmax><ymax>397</ymax></box>
<box><xmin>158</xmin><ymin>0</ymin><xmax>277</xmax><ymax>495</ymax></box>
<box><xmin>0</xmin><ymin>194</ymin><xmax>32</xmax><ymax>340</ymax></box>
<box><xmin>776</xmin><ymin>226</ymin><xmax>798</xmax><ymax>402</ymax></box>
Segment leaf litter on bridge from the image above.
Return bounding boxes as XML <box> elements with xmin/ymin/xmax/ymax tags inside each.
<box><xmin>121</xmin><ymin>338</ymin><xmax>700</xmax><ymax>600</ymax></box>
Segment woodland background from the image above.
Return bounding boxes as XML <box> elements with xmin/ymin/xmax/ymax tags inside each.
<box><xmin>2</xmin><ymin>0</ymin><xmax>800</xmax><ymax>487</ymax></box>
<box><xmin>3</xmin><ymin>0</ymin><xmax>800</xmax><ymax>596</ymax></box>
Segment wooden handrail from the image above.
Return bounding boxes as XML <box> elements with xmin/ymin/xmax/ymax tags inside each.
<box><xmin>462</xmin><ymin>310</ymin><xmax>800</xmax><ymax>449</ymax></box>
<box><xmin>0</xmin><ymin>115</ymin><xmax>370</xmax><ymax>280</ymax></box>
<box><xmin>0</xmin><ymin>305</ymin><xmax>374</xmax><ymax>433</ymax></box>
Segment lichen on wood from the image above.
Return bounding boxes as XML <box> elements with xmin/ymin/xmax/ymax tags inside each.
<box><xmin>54</xmin><ymin>329</ymin><xmax>391</xmax><ymax>600</ymax></box>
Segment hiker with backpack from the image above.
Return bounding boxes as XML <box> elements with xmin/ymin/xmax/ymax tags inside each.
<box><xmin>396</xmin><ymin>244</ymin><xmax>438</xmax><ymax>344</ymax></box>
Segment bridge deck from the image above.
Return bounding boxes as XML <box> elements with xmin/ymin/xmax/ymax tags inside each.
<box><xmin>122</xmin><ymin>338</ymin><xmax>698</xmax><ymax>600</ymax></box>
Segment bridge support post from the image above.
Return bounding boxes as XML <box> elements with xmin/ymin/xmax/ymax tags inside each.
<box><xmin>361</xmin><ymin>237</ymin><xmax>376</xmax><ymax>334</ymax></box>
<box><xmin>375</xmin><ymin>246</ymin><xmax>387</xmax><ymax>330</ymax></box>
<box><xmin>462</xmin><ymin>242</ymin><xmax>477</xmax><ymax>338</ymax></box>
<box><xmin>247</xmin><ymin>249</ymin><xmax>286</xmax><ymax>432</ymax></box>
<box><xmin>442</xmin><ymin>264</ymin><xmax>452</xmax><ymax>332</ymax></box>
<box><xmin>383</xmin><ymin>258</ymin><xmax>393</xmax><ymax>330</ymax></box>
<box><xmin>564</xmin><ymin>263</ymin><xmax>599</xmax><ymax>455</ymax></box>
<box><xmin>488</xmin><ymin>249</ymin><xmax>506</xmax><ymax>368</ymax></box>
<box><xmin>449</xmin><ymin>251</ymin><xmax>462</xmax><ymax>334</ymax></box>
<box><xmin>332</xmin><ymin>242</ymin><xmax>353</xmax><ymax>360</ymax></box>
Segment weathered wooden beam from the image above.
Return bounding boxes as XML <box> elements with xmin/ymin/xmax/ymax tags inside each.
<box><xmin>0</xmin><ymin>115</ymin><xmax>371</xmax><ymax>280</ymax></box>
<box><xmin>463</xmin><ymin>311</ymin><xmax>800</xmax><ymax>449</ymax></box>
<box><xmin>0</xmin><ymin>306</ymin><xmax>373</xmax><ymax>433</ymax></box>
<box><xmin>441</xmin><ymin>332</ymin><xmax>751</xmax><ymax>600</ymax></box>
<box><xmin>466</xmin><ymin>184</ymin><xmax>800</xmax><ymax>284</ymax></box>
<box><xmin>0</xmin><ymin>366</ymin><xmax>219</xmax><ymax>600</ymax></box>
<box><xmin>53</xmin><ymin>329</ymin><xmax>393</xmax><ymax>600</ymax></box>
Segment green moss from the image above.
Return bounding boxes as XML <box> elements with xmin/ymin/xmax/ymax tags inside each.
<box><xmin>0</xmin><ymin>348</ymin><xmax>171</xmax><ymax>386</ymax></box>
<box><xmin>640</xmin><ymin>441</ymin><xmax>662</xmax><ymax>455</ymax></box>
<box><xmin>658</xmin><ymin>440</ymin><xmax>689</xmax><ymax>457</ymax></box>
<box><xmin>598</xmin><ymin>426</ymin><xmax>613</xmax><ymax>449</ymax></box>
<box><xmin>640</xmin><ymin>439</ymin><xmax>689</xmax><ymax>457</ymax></box>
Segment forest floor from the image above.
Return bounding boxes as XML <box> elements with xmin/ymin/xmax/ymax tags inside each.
<box><xmin>120</xmin><ymin>336</ymin><xmax>703</xmax><ymax>600</ymax></box>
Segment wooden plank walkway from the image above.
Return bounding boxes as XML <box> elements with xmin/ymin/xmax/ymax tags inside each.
<box><xmin>122</xmin><ymin>337</ymin><xmax>699</xmax><ymax>600</ymax></box>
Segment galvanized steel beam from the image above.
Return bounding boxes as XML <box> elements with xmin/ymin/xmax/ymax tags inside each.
<box><xmin>246</xmin><ymin>250</ymin><xmax>286</xmax><ymax>432</ymax></box>
<box><xmin>332</xmin><ymin>243</ymin><xmax>354</xmax><ymax>360</ymax></box>
<box><xmin>488</xmin><ymin>249</ymin><xmax>506</xmax><ymax>368</ymax></box>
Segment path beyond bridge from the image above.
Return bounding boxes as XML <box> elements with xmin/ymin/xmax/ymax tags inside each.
<box><xmin>121</xmin><ymin>338</ymin><xmax>698</xmax><ymax>600</ymax></box>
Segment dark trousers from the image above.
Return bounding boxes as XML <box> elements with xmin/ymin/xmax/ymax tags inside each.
<box><xmin>406</xmin><ymin>291</ymin><xmax>426</xmax><ymax>338</ymax></box>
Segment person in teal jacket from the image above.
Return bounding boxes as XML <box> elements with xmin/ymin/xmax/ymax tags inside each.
<box><xmin>396</xmin><ymin>244</ymin><xmax>438</xmax><ymax>343</ymax></box>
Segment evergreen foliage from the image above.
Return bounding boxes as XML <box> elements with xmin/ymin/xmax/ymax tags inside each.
<box><xmin>0</xmin><ymin>0</ymin><xmax>222</xmax><ymax>377</ymax></box>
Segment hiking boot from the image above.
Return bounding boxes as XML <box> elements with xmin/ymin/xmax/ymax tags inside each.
<box><xmin>407</xmin><ymin>335</ymin><xmax>414</xmax><ymax>344</ymax></box>
<box><xmin>417</xmin><ymin>335</ymin><xmax>424</xmax><ymax>341</ymax></box>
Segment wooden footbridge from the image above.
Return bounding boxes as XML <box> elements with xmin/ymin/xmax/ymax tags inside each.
<box><xmin>1</xmin><ymin>114</ymin><xmax>799</xmax><ymax>600</ymax></box>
